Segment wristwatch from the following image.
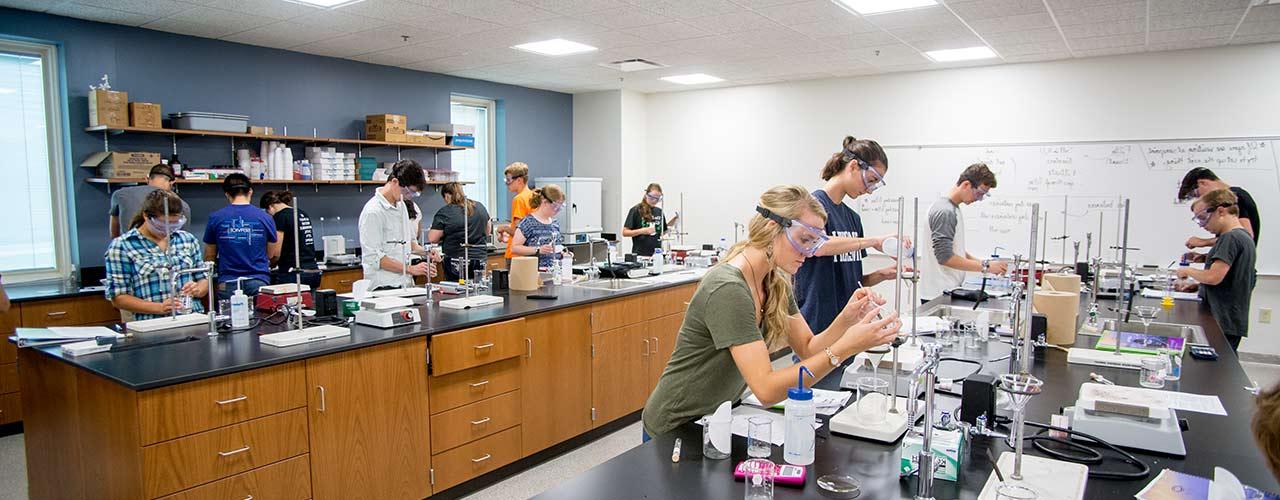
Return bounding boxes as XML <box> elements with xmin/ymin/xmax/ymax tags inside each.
<box><xmin>824</xmin><ymin>347</ymin><xmax>841</xmax><ymax>367</ymax></box>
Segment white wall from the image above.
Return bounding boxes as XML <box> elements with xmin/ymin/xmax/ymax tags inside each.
<box><xmin>571</xmin><ymin>90</ymin><xmax>622</xmax><ymax>241</ymax></box>
<box><xmin>633</xmin><ymin>42</ymin><xmax>1280</xmax><ymax>355</ymax></box>
<box><xmin>621</xmin><ymin>90</ymin><xmax>649</xmax><ymax>254</ymax></box>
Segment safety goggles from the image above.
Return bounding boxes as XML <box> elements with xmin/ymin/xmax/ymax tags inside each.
<box><xmin>400</xmin><ymin>187</ymin><xmax>421</xmax><ymax>199</ymax></box>
<box><xmin>551</xmin><ymin>201</ymin><xmax>565</xmax><ymax>214</ymax></box>
<box><xmin>504</xmin><ymin>175</ymin><xmax>524</xmax><ymax>185</ymax></box>
<box><xmin>974</xmin><ymin>186</ymin><xmax>991</xmax><ymax>201</ymax></box>
<box><xmin>645</xmin><ymin>192</ymin><xmax>663</xmax><ymax>203</ymax></box>
<box><xmin>755</xmin><ymin>206</ymin><xmax>828</xmax><ymax>257</ymax></box>
<box><xmin>1192</xmin><ymin>204</ymin><xmax>1230</xmax><ymax>227</ymax></box>
<box><xmin>148</xmin><ymin>216</ymin><xmax>186</xmax><ymax>235</ymax></box>
<box><xmin>860</xmin><ymin>165</ymin><xmax>885</xmax><ymax>193</ymax></box>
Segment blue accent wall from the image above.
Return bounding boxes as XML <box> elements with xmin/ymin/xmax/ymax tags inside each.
<box><xmin>0</xmin><ymin>7</ymin><xmax>572</xmax><ymax>267</ymax></box>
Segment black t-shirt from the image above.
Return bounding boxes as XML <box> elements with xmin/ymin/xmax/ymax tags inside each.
<box><xmin>1230</xmin><ymin>186</ymin><xmax>1261</xmax><ymax>244</ymax></box>
<box><xmin>1204</xmin><ymin>228</ymin><xmax>1257</xmax><ymax>338</ymax></box>
<box><xmin>793</xmin><ymin>190</ymin><xmax>866</xmax><ymax>333</ymax></box>
<box><xmin>624</xmin><ymin>204</ymin><xmax>664</xmax><ymax>256</ymax></box>
<box><xmin>273</xmin><ymin>207</ymin><xmax>318</xmax><ymax>271</ymax></box>
<box><xmin>431</xmin><ymin>202</ymin><xmax>490</xmax><ymax>260</ymax></box>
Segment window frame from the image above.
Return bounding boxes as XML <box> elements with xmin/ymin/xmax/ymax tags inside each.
<box><xmin>0</xmin><ymin>38</ymin><xmax>71</xmax><ymax>284</ymax></box>
<box><xmin>449</xmin><ymin>95</ymin><xmax>497</xmax><ymax>213</ymax></box>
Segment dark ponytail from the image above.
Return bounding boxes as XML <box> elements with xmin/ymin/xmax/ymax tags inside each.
<box><xmin>129</xmin><ymin>190</ymin><xmax>185</xmax><ymax>230</ymax></box>
<box><xmin>820</xmin><ymin>136</ymin><xmax>889</xmax><ymax>180</ymax></box>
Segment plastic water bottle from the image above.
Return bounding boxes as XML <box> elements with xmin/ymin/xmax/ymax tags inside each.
<box><xmin>652</xmin><ymin>249</ymin><xmax>665</xmax><ymax>274</ymax></box>
<box><xmin>718</xmin><ymin>237</ymin><xmax>728</xmax><ymax>256</ymax></box>
<box><xmin>784</xmin><ymin>367</ymin><xmax>815</xmax><ymax>466</ymax></box>
<box><xmin>230</xmin><ymin>286</ymin><xmax>250</xmax><ymax>329</ymax></box>
<box><xmin>551</xmin><ymin>258</ymin><xmax>562</xmax><ymax>285</ymax></box>
<box><xmin>560</xmin><ymin>253</ymin><xmax>573</xmax><ymax>283</ymax></box>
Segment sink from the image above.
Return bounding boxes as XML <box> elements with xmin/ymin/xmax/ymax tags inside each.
<box><xmin>571</xmin><ymin>279</ymin><xmax>652</xmax><ymax>292</ymax></box>
<box><xmin>1097</xmin><ymin>319</ymin><xmax>1208</xmax><ymax>345</ymax></box>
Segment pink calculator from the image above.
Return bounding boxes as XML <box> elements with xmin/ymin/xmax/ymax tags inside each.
<box><xmin>733</xmin><ymin>460</ymin><xmax>806</xmax><ymax>486</ymax></box>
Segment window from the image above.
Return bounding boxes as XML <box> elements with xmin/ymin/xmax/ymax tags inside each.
<box><xmin>449</xmin><ymin>96</ymin><xmax>496</xmax><ymax>213</ymax></box>
<box><xmin>0</xmin><ymin>39</ymin><xmax>69</xmax><ymax>282</ymax></box>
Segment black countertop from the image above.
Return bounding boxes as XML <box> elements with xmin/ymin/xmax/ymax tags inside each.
<box><xmin>4</xmin><ymin>280</ymin><xmax>102</xmax><ymax>303</ymax></box>
<box><xmin>17</xmin><ymin>272</ymin><xmax>705</xmax><ymax>391</ymax></box>
<box><xmin>536</xmin><ymin>294</ymin><xmax>1280</xmax><ymax>499</ymax></box>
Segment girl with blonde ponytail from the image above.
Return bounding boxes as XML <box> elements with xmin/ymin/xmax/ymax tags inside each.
<box><xmin>641</xmin><ymin>185</ymin><xmax>902</xmax><ymax>440</ymax></box>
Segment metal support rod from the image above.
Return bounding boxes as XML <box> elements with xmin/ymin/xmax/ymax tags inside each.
<box><xmin>1097</xmin><ymin>212</ymin><xmax>1104</xmax><ymax>261</ymax></box>
<box><xmin>205</xmin><ymin>261</ymin><xmax>216</xmax><ymax>336</ymax></box>
<box><xmin>1114</xmin><ymin>199</ymin><xmax>1131</xmax><ymax>356</ymax></box>
<box><xmin>294</xmin><ymin>196</ymin><xmax>304</xmax><ymax>331</ymax></box>
<box><xmin>1085</xmin><ymin>232</ymin><xmax>1092</xmax><ymax>265</ymax></box>
<box><xmin>914</xmin><ymin>343</ymin><xmax>942</xmax><ymax>500</ymax></box>
<box><xmin>1021</xmin><ymin>204</ymin><xmax>1040</xmax><ymax>375</ymax></box>
<box><xmin>910</xmin><ymin>197</ymin><xmax>919</xmax><ymax>345</ymax></box>
<box><xmin>463</xmin><ymin>195</ymin><xmax>471</xmax><ymax>299</ymax></box>
<box><xmin>891</xmin><ymin>196</ymin><xmax>904</xmax><ymax>410</ymax></box>
<box><xmin>1040</xmin><ymin>212</ymin><xmax>1048</xmax><ymax>267</ymax></box>
<box><xmin>165</xmin><ymin>199</ymin><xmax>177</xmax><ymax>321</ymax></box>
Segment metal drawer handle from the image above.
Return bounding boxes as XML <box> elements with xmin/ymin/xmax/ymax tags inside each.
<box><xmin>218</xmin><ymin>446</ymin><xmax>251</xmax><ymax>457</ymax></box>
<box><xmin>317</xmin><ymin>386</ymin><xmax>326</xmax><ymax>412</ymax></box>
<box><xmin>471</xmin><ymin>453</ymin><xmax>492</xmax><ymax>463</ymax></box>
<box><xmin>339</xmin><ymin>279</ymin><xmax>353</xmax><ymax>284</ymax></box>
<box><xmin>469</xmin><ymin>380</ymin><xmax>490</xmax><ymax>388</ymax></box>
<box><xmin>470</xmin><ymin>417</ymin><xmax>491</xmax><ymax>426</ymax></box>
<box><xmin>651</xmin><ymin>337</ymin><xmax>658</xmax><ymax>356</ymax></box>
<box><xmin>642</xmin><ymin>339</ymin><xmax>650</xmax><ymax>356</ymax></box>
<box><xmin>525</xmin><ymin>338</ymin><xmax>532</xmax><ymax>358</ymax></box>
<box><xmin>46</xmin><ymin>311</ymin><xmax>67</xmax><ymax>318</ymax></box>
<box><xmin>473</xmin><ymin>343</ymin><xmax>495</xmax><ymax>350</ymax></box>
<box><xmin>244</xmin><ymin>496</ymin><xmax>253</xmax><ymax>500</ymax></box>
<box><xmin>215</xmin><ymin>395</ymin><xmax>248</xmax><ymax>405</ymax></box>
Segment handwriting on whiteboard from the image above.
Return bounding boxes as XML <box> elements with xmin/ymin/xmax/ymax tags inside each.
<box><xmin>1144</xmin><ymin>141</ymin><xmax>1269</xmax><ymax>171</ymax></box>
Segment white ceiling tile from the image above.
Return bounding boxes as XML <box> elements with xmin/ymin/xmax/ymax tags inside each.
<box><xmin>518</xmin><ymin>16</ymin><xmax>613</xmax><ymax>38</ymax></box>
<box><xmin>1060</xmin><ymin>19</ymin><xmax>1143</xmax><ymax>38</ymax></box>
<box><xmin>862</xmin><ymin>5</ymin><xmax>956</xmax><ymax>30</ymax></box>
<box><xmin>1053</xmin><ymin>2</ymin><xmax>1145</xmax><ymax>26</ymax></box>
<box><xmin>889</xmin><ymin>22</ymin><xmax>972</xmax><ymax>43</ymax></box>
<box><xmin>754</xmin><ymin>0</ymin><xmax>853</xmax><ymax>26</ymax></box>
<box><xmin>1245</xmin><ymin>4</ymin><xmax>1280</xmax><ymax>22</ymax></box>
<box><xmin>343</xmin><ymin>0</ymin><xmax>446</xmax><ymax>23</ymax></box>
<box><xmin>849</xmin><ymin>43</ymin><xmax>926</xmax><ymax>66</ymax></box>
<box><xmin>142</xmin><ymin>17</ymin><xmax>243</xmax><ymax>40</ymax></box>
<box><xmin>1047</xmin><ymin>0</ymin><xmax>1136</xmax><ymax>9</ymax></box>
<box><xmin>622</xmin><ymin>21</ymin><xmax>711</xmax><ymax>41</ymax></box>
<box><xmin>1148</xmin><ymin>25</ymin><xmax>1235</xmax><ymax>44</ymax></box>
<box><xmin>1149</xmin><ymin>0</ymin><xmax>1248</xmax><ymax>16</ymax></box>
<box><xmin>1145</xmin><ymin>38</ymin><xmax>1227</xmax><ymax>52</ymax></box>
<box><xmin>1074</xmin><ymin>45</ymin><xmax>1146</xmax><ymax>57</ymax></box>
<box><xmin>816</xmin><ymin>30</ymin><xmax>900</xmax><ymax>49</ymax></box>
<box><xmin>948</xmin><ymin>0</ymin><xmax>1047</xmax><ymax>20</ymax></box>
<box><xmin>70</xmin><ymin>0</ymin><xmax>191</xmax><ymax>17</ymax></box>
<box><xmin>995</xmin><ymin>38</ymin><xmax>1068</xmax><ymax>56</ymax></box>
<box><xmin>728</xmin><ymin>0</ymin><xmax>811</xmax><ymax>10</ymax></box>
<box><xmin>1149</xmin><ymin>11</ymin><xmax>1246</xmax><ymax>31</ymax></box>
<box><xmin>1233</xmin><ymin>20</ymin><xmax>1280</xmax><ymax>37</ymax></box>
<box><xmin>514</xmin><ymin>0</ymin><xmax>629</xmax><ymax>15</ymax></box>
<box><xmin>185</xmin><ymin>0</ymin><xmax>314</xmax><ymax>20</ymax></box>
<box><xmin>681</xmin><ymin>10</ymin><xmax>782</xmax><ymax>34</ymax></box>
<box><xmin>292</xmin><ymin>10</ymin><xmax>388</xmax><ymax>32</ymax></box>
<box><xmin>222</xmin><ymin>21</ymin><xmax>336</xmax><ymax>48</ymax></box>
<box><xmin>0</xmin><ymin>0</ymin><xmax>66</xmax><ymax>12</ymax></box>
<box><xmin>967</xmin><ymin>12</ymin><xmax>1055</xmax><ymax>34</ymax></box>
<box><xmin>45</xmin><ymin>2</ymin><xmax>159</xmax><ymax>26</ymax></box>
<box><xmin>626</xmin><ymin>0</ymin><xmax>741</xmax><ymax>20</ymax></box>
<box><xmin>1069</xmin><ymin>32</ymin><xmax>1144</xmax><ymax>50</ymax></box>
<box><xmin>403</xmin><ymin>12</ymin><xmax>503</xmax><ymax>36</ymax></box>
<box><xmin>910</xmin><ymin>34</ymin><xmax>986</xmax><ymax>51</ymax></box>
<box><xmin>985</xmin><ymin>27</ymin><xmax>1064</xmax><ymax>45</ymax></box>
<box><xmin>350</xmin><ymin>42</ymin><xmax>454</xmax><ymax>66</ymax></box>
<box><xmin>1003</xmin><ymin>51</ymin><xmax>1070</xmax><ymax>63</ymax></box>
<box><xmin>570</xmin><ymin>29</ymin><xmax>651</xmax><ymax>49</ymax></box>
<box><xmin>1231</xmin><ymin>32</ymin><xmax>1280</xmax><ymax>45</ymax></box>
<box><xmin>573</xmin><ymin>5</ymin><xmax>672</xmax><ymax>29</ymax></box>
<box><xmin>423</xmin><ymin>0</ymin><xmax>559</xmax><ymax>26</ymax></box>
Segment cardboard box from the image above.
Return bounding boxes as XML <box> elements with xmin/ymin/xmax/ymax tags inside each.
<box><xmin>248</xmin><ymin>126</ymin><xmax>275</xmax><ymax>135</ymax></box>
<box><xmin>900</xmin><ymin>429</ymin><xmax>964</xmax><ymax>482</ymax></box>
<box><xmin>89</xmin><ymin>89</ymin><xmax>129</xmax><ymax>128</ymax></box>
<box><xmin>128</xmin><ymin>102</ymin><xmax>161</xmax><ymax>128</ymax></box>
<box><xmin>367</xmin><ymin>131</ymin><xmax>407</xmax><ymax>143</ymax></box>
<box><xmin>81</xmin><ymin>151</ymin><xmax>163</xmax><ymax>179</ymax></box>
<box><xmin>449</xmin><ymin>135</ymin><xmax>475</xmax><ymax>148</ymax></box>
<box><xmin>365</xmin><ymin>114</ymin><xmax>407</xmax><ymax>138</ymax></box>
<box><xmin>406</xmin><ymin>130</ymin><xmax>446</xmax><ymax>146</ymax></box>
<box><xmin>428</xmin><ymin>123</ymin><xmax>475</xmax><ymax>136</ymax></box>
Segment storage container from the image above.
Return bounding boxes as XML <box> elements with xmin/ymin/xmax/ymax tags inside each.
<box><xmin>170</xmin><ymin>111</ymin><xmax>250</xmax><ymax>133</ymax></box>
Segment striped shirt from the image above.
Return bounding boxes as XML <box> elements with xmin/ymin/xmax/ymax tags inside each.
<box><xmin>104</xmin><ymin>229</ymin><xmax>207</xmax><ymax>320</ymax></box>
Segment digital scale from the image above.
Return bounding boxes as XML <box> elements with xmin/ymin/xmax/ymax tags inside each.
<box><xmin>354</xmin><ymin>297</ymin><xmax>421</xmax><ymax>328</ymax></box>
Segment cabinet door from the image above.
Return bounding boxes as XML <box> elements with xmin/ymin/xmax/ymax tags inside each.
<box><xmin>645</xmin><ymin>313</ymin><xmax>684</xmax><ymax>395</ymax></box>
<box><xmin>307</xmin><ymin>338</ymin><xmax>431</xmax><ymax>500</ymax></box>
<box><xmin>591</xmin><ymin>324</ymin><xmax>649</xmax><ymax>427</ymax></box>
<box><xmin>522</xmin><ymin>308</ymin><xmax>592</xmax><ymax>456</ymax></box>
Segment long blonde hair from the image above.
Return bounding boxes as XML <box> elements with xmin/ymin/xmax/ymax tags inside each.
<box><xmin>720</xmin><ymin>185</ymin><xmax>827</xmax><ymax>348</ymax></box>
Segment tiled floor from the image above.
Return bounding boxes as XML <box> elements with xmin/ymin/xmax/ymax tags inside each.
<box><xmin>1</xmin><ymin>362</ymin><xmax>1276</xmax><ymax>500</ymax></box>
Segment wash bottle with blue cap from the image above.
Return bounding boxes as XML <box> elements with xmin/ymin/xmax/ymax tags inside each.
<box><xmin>784</xmin><ymin>366</ymin><xmax>815</xmax><ymax>466</ymax></box>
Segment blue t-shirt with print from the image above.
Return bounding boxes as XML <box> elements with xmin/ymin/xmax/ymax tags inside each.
<box><xmin>203</xmin><ymin>204</ymin><xmax>277</xmax><ymax>283</ymax></box>
<box><xmin>793</xmin><ymin>190</ymin><xmax>866</xmax><ymax>334</ymax></box>
<box><xmin>517</xmin><ymin>215</ymin><xmax>562</xmax><ymax>269</ymax></box>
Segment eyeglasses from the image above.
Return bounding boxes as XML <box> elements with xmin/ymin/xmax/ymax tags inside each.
<box><xmin>755</xmin><ymin>206</ymin><xmax>828</xmax><ymax>258</ymax></box>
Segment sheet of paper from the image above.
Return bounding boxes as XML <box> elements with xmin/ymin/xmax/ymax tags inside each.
<box><xmin>700</xmin><ymin>405</ymin><xmax>822</xmax><ymax>446</ymax></box>
<box><xmin>742</xmin><ymin>389</ymin><xmax>852</xmax><ymax>416</ymax></box>
<box><xmin>1169</xmin><ymin>392</ymin><xmax>1228</xmax><ymax>416</ymax></box>
<box><xmin>46</xmin><ymin>326</ymin><xmax>121</xmax><ymax>338</ymax></box>
<box><xmin>1141</xmin><ymin>288</ymin><xmax>1201</xmax><ymax>301</ymax></box>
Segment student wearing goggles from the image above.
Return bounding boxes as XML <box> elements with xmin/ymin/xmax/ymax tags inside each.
<box><xmin>1176</xmin><ymin>167</ymin><xmax>1260</xmax><ymax>263</ymax></box>
<box><xmin>104</xmin><ymin>189</ymin><xmax>209</xmax><ymax>321</ymax></box>
<box><xmin>358</xmin><ymin>160</ymin><xmax>436</xmax><ymax>290</ymax></box>
<box><xmin>1175</xmin><ymin>188</ymin><xmax>1257</xmax><ymax>352</ymax></box>
<box><xmin>793</xmin><ymin>136</ymin><xmax>911</xmax><ymax>335</ymax></box>
<box><xmin>623</xmin><ymin>183</ymin><xmax>681</xmax><ymax>256</ymax></box>
<box><xmin>499</xmin><ymin>162</ymin><xmax>535</xmax><ymax>259</ymax></box>
<box><xmin>510</xmin><ymin>184</ymin><xmax>572</xmax><ymax>269</ymax></box>
<box><xmin>918</xmin><ymin>163</ymin><xmax>1006</xmax><ymax>302</ymax></box>
<box><xmin>641</xmin><ymin>185</ymin><xmax>899</xmax><ymax>442</ymax></box>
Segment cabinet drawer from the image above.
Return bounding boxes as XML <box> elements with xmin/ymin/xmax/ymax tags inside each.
<box><xmin>21</xmin><ymin>296</ymin><xmax>117</xmax><ymax>327</ymax></box>
<box><xmin>0</xmin><ymin>392</ymin><xmax>19</xmax><ymax>425</ymax></box>
<box><xmin>155</xmin><ymin>454</ymin><xmax>312</xmax><ymax>500</ymax></box>
<box><xmin>0</xmin><ymin>306</ymin><xmax>17</xmax><ymax>334</ymax></box>
<box><xmin>430</xmin><ymin>357</ymin><xmax>521</xmax><ymax>414</ymax></box>
<box><xmin>319</xmin><ymin>269</ymin><xmax>361</xmax><ymax>294</ymax></box>
<box><xmin>0</xmin><ymin>339</ymin><xmax>14</xmax><ymax>364</ymax></box>
<box><xmin>430</xmin><ymin>319</ymin><xmax>525</xmax><ymax>376</ymax></box>
<box><xmin>0</xmin><ymin>363</ymin><xmax>15</xmax><ymax>394</ymax></box>
<box><xmin>139</xmin><ymin>362</ymin><xmax>307</xmax><ymax>445</ymax></box>
<box><xmin>431</xmin><ymin>390</ymin><xmax>521</xmax><ymax>452</ymax></box>
<box><xmin>590</xmin><ymin>295</ymin><xmax>647</xmax><ymax>333</ymax></box>
<box><xmin>431</xmin><ymin>426</ymin><xmax>521</xmax><ymax>491</ymax></box>
<box><xmin>143</xmin><ymin>408</ymin><xmax>309</xmax><ymax>499</ymax></box>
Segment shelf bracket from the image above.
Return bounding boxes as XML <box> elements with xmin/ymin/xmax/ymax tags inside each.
<box><xmin>397</xmin><ymin>145</ymin><xmax>402</xmax><ymax>161</ymax></box>
<box><xmin>102</xmin><ymin>130</ymin><xmax>109</xmax><ymax>152</ymax></box>
<box><xmin>171</xmin><ymin>134</ymin><xmax>178</xmax><ymax>156</ymax></box>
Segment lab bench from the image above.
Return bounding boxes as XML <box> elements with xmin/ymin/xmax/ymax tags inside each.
<box><xmin>535</xmin><ymin>294</ymin><xmax>1278</xmax><ymax>499</ymax></box>
<box><xmin>11</xmin><ymin>276</ymin><xmax>699</xmax><ymax>500</ymax></box>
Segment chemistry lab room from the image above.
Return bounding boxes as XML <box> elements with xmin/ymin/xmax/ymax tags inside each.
<box><xmin>3</xmin><ymin>1</ymin><xmax>1280</xmax><ymax>499</ymax></box>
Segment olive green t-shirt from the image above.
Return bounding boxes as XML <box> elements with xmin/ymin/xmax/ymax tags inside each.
<box><xmin>641</xmin><ymin>264</ymin><xmax>799</xmax><ymax>437</ymax></box>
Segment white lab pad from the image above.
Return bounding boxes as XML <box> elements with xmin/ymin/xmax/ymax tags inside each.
<box><xmin>976</xmin><ymin>452</ymin><xmax>1088</xmax><ymax>500</ymax></box>
<box><xmin>260</xmin><ymin>325</ymin><xmax>350</xmax><ymax>347</ymax></box>
<box><xmin>126</xmin><ymin>313</ymin><xmax>210</xmax><ymax>333</ymax></box>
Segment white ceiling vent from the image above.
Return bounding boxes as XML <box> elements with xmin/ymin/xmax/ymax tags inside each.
<box><xmin>599</xmin><ymin>59</ymin><xmax>667</xmax><ymax>72</ymax></box>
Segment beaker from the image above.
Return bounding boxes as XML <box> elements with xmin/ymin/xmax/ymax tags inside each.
<box><xmin>856</xmin><ymin>377</ymin><xmax>890</xmax><ymax>424</ymax></box>
<box><xmin>1139</xmin><ymin>356</ymin><xmax>1167</xmax><ymax>389</ymax></box>
<box><xmin>743</xmin><ymin>459</ymin><xmax>775</xmax><ymax>500</ymax></box>
<box><xmin>747</xmin><ymin>416</ymin><xmax>772</xmax><ymax>458</ymax></box>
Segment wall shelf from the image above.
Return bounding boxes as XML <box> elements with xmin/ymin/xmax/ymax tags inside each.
<box><xmin>84</xmin><ymin>125</ymin><xmax>470</xmax><ymax>150</ymax></box>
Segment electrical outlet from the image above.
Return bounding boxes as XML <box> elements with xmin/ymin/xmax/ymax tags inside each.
<box><xmin>1261</xmin><ymin>308</ymin><xmax>1273</xmax><ymax>324</ymax></box>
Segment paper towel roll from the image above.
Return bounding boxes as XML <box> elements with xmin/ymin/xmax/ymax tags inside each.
<box><xmin>1033</xmin><ymin>290</ymin><xmax>1080</xmax><ymax>345</ymax></box>
<box><xmin>509</xmin><ymin>256</ymin><xmax>541</xmax><ymax>291</ymax></box>
<box><xmin>1042</xmin><ymin>273</ymin><xmax>1082</xmax><ymax>295</ymax></box>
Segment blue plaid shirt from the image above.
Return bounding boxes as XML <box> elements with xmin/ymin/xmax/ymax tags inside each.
<box><xmin>104</xmin><ymin>229</ymin><xmax>207</xmax><ymax>320</ymax></box>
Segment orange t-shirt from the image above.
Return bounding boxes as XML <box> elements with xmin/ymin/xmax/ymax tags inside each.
<box><xmin>505</xmin><ymin>188</ymin><xmax>534</xmax><ymax>259</ymax></box>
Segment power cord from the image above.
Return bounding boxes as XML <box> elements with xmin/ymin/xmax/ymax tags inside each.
<box><xmin>1015</xmin><ymin>420</ymin><xmax>1151</xmax><ymax>480</ymax></box>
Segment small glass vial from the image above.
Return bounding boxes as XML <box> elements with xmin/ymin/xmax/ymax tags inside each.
<box><xmin>1139</xmin><ymin>356</ymin><xmax>1167</xmax><ymax>389</ymax></box>
<box><xmin>1163</xmin><ymin>348</ymin><xmax>1182</xmax><ymax>381</ymax></box>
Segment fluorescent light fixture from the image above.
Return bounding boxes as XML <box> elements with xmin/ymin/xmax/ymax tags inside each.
<box><xmin>281</xmin><ymin>0</ymin><xmax>367</xmax><ymax>9</ymax></box>
<box><xmin>836</xmin><ymin>0</ymin><xmax>937</xmax><ymax>15</ymax></box>
<box><xmin>924</xmin><ymin>46</ymin><xmax>998</xmax><ymax>62</ymax></box>
<box><xmin>0</xmin><ymin>88</ymin><xmax>15</xmax><ymax>94</ymax></box>
<box><xmin>511</xmin><ymin>39</ymin><xmax>598</xmax><ymax>56</ymax></box>
<box><xmin>660</xmin><ymin>73</ymin><xmax>724</xmax><ymax>85</ymax></box>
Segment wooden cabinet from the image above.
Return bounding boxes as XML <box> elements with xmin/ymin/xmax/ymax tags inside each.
<box><xmin>0</xmin><ymin>392</ymin><xmax>19</xmax><ymax>425</ymax></box>
<box><xmin>521</xmin><ymin>308</ymin><xmax>592</xmax><ymax>455</ymax></box>
<box><xmin>430</xmin><ymin>318</ymin><xmax>525</xmax><ymax>375</ymax></box>
<box><xmin>590</xmin><ymin>294</ymin><xmax>647</xmax><ymax>333</ymax></box>
<box><xmin>430</xmin><ymin>357</ymin><xmax>521</xmax><ymax>414</ymax></box>
<box><xmin>156</xmin><ymin>454</ymin><xmax>312</xmax><ymax>500</ymax></box>
<box><xmin>21</xmin><ymin>295</ymin><xmax>118</xmax><ymax>327</ymax></box>
<box><xmin>431</xmin><ymin>389</ymin><xmax>521</xmax><ymax>452</ymax></box>
<box><xmin>318</xmin><ymin>267</ymin><xmax>361</xmax><ymax>294</ymax></box>
<box><xmin>307</xmin><ymin>338</ymin><xmax>431</xmax><ymax>500</ymax></box>
<box><xmin>138</xmin><ymin>361</ymin><xmax>307</xmax><ymax>445</ymax></box>
<box><xmin>430</xmin><ymin>426</ymin><xmax>521</xmax><ymax>491</ymax></box>
<box><xmin>591</xmin><ymin>323</ymin><xmax>651</xmax><ymax>427</ymax></box>
<box><xmin>142</xmin><ymin>409</ymin><xmax>309</xmax><ymax>498</ymax></box>
<box><xmin>646</xmin><ymin>313</ymin><xmax>684</xmax><ymax>394</ymax></box>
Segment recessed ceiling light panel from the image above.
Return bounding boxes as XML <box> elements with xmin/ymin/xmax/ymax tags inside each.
<box><xmin>512</xmin><ymin>39</ymin><xmax>599</xmax><ymax>56</ymax></box>
<box><xmin>835</xmin><ymin>0</ymin><xmax>938</xmax><ymax>15</ymax></box>
<box><xmin>924</xmin><ymin>46</ymin><xmax>998</xmax><ymax>62</ymax></box>
<box><xmin>660</xmin><ymin>73</ymin><xmax>724</xmax><ymax>85</ymax></box>
<box><xmin>282</xmin><ymin>0</ymin><xmax>367</xmax><ymax>9</ymax></box>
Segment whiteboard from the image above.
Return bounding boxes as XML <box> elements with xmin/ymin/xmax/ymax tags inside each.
<box><xmin>852</xmin><ymin>138</ymin><xmax>1279</xmax><ymax>274</ymax></box>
